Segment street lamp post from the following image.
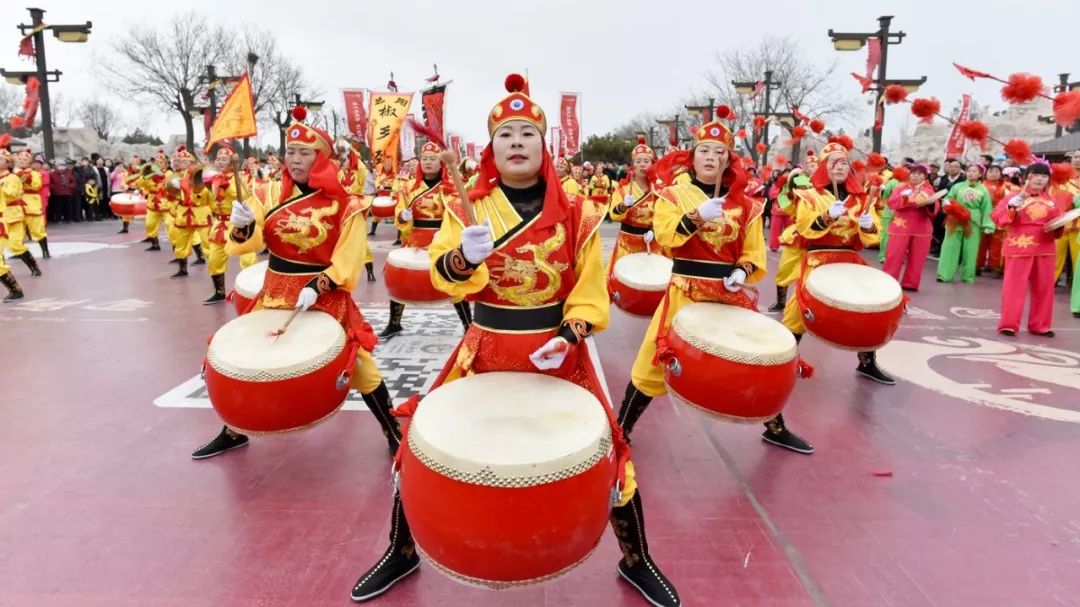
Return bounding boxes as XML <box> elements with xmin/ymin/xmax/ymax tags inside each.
<box><xmin>0</xmin><ymin>7</ymin><xmax>92</xmax><ymax>159</ymax></box>
<box><xmin>656</xmin><ymin>116</ymin><xmax>681</xmax><ymax>151</ymax></box>
<box><xmin>684</xmin><ymin>98</ymin><xmax>715</xmax><ymax>126</ymax></box>
<box><xmin>732</xmin><ymin>70</ymin><xmax>782</xmax><ymax>162</ymax></box>
<box><xmin>828</xmin><ymin>16</ymin><xmax>926</xmax><ymax>153</ymax></box>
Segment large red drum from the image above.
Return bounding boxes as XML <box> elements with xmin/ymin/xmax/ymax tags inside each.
<box><xmin>400</xmin><ymin>372</ymin><xmax>618</xmax><ymax>588</ymax></box>
<box><xmin>204</xmin><ymin>309</ymin><xmax>354</xmax><ymax>434</ymax></box>
<box><xmin>800</xmin><ymin>263</ymin><xmax>904</xmax><ymax>350</ymax></box>
<box><xmin>110</xmin><ymin>193</ymin><xmax>146</xmax><ymax>216</ymax></box>
<box><xmin>663</xmin><ymin>303</ymin><xmax>798</xmax><ymax>422</ymax></box>
<box><xmin>610</xmin><ymin>253</ymin><xmax>671</xmax><ymax>317</ymax></box>
<box><xmin>370</xmin><ymin>195</ymin><xmax>396</xmax><ymax>219</ymax></box>
<box><xmin>231</xmin><ymin>260</ymin><xmax>268</xmax><ymax>315</ymax></box>
<box><xmin>385</xmin><ymin>247</ymin><xmax>451</xmax><ymax>305</ymax></box>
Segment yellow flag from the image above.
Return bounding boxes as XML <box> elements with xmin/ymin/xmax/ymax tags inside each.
<box><xmin>367</xmin><ymin>92</ymin><xmax>412</xmax><ymax>174</ymax></box>
<box><xmin>205</xmin><ymin>73</ymin><xmax>257</xmax><ymax>153</ymax></box>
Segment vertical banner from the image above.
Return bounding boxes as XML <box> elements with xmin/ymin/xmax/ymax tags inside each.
<box><xmin>465</xmin><ymin>142</ymin><xmax>477</xmax><ymax>160</ymax></box>
<box><xmin>368</xmin><ymin>91</ymin><xmax>413</xmax><ymax>173</ymax></box>
<box><xmin>449</xmin><ymin>134</ymin><xmax>462</xmax><ymax>163</ymax></box>
<box><xmin>422</xmin><ymin>84</ymin><xmax>447</xmax><ymax>139</ymax></box>
<box><xmin>341</xmin><ymin>89</ymin><xmax>368</xmax><ymax>143</ymax></box>
<box><xmin>865</xmin><ymin>38</ymin><xmax>882</xmax><ymax>81</ymax></box>
<box><xmin>549</xmin><ymin>126</ymin><xmax>561</xmax><ymax>157</ymax></box>
<box><xmin>559</xmin><ymin>93</ymin><xmax>580</xmax><ymax>156</ymax></box>
<box><xmin>668</xmin><ymin>122</ymin><xmax>678</xmax><ymax>147</ymax></box>
<box><xmin>944</xmin><ymin>94</ymin><xmax>972</xmax><ymax>157</ymax></box>
<box><xmin>400</xmin><ymin>113</ymin><xmax>417</xmax><ymax>162</ymax></box>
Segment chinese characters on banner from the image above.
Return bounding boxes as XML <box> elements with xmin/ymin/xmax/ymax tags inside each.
<box><xmin>944</xmin><ymin>94</ymin><xmax>972</xmax><ymax>158</ymax></box>
<box><xmin>342</xmin><ymin>89</ymin><xmax>368</xmax><ymax>143</ymax></box>
<box><xmin>367</xmin><ymin>92</ymin><xmax>413</xmax><ymax>173</ymax></box>
<box><xmin>400</xmin><ymin>113</ymin><xmax>417</xmax><ymax>162</ymax></box>
<box><xmin>559</xmin><ymin>93</ymin><xmax>580</xmax><ymax>157</ymax></box>
<box><xmin>449</xmin><ymin>134</ymin><xmax>462</xmax><ymax>163</ymax></box>
<box><xmin>422</xmin><ymin>84</ymin><xmax>447</xmax><ymax>139</ymax></box>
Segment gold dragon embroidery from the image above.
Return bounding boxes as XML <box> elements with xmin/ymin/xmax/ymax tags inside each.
<box><xmin>273</xmin><ymin>201</ymin><xmax>339</xmax><ymax>253</ymax></box>
<box><xmin>489</xmin><ymin>223</ymin><xmax>569</xmax><ymax>307</ymax></box>
<box><xmin>697</xmin><ymin>205</ymin><xmax>743</xmax><ymax>249</ymax></box>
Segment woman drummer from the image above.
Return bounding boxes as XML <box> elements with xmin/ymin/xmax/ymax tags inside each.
<box><xmin>607</xmin><ymin>136</ymin><xmax>667</xmax><ymax>291</ymax></box>
<box><xmin>615</xmin><ymin>109</ymin><xmax>813</xmax><ymax>454</ymax></box>
<box><xmin>190</xmin><ymin>107</ymin><xmax>402</xmax><ymax>460</ymax></box>
<box><xmin>377</xmin><ymin>140</ymin><xmax>472</xmax><ymax>339</ymax></box>
<box><xmin>350</xmin><ymin>74</ymin><xmax>680</xmax><ymax>607</ymax></box>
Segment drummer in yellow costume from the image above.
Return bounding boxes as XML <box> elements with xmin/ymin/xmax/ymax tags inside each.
<box><xmin>169</xmin><ymin>147</ymin><xmax>212</xmax><ymax>279</ymax></box>
<box><xmin>768</xmin><ymin>164</ymin><xmax>813</xmax><ymax>313</ymax></box>
<box><xmin>202</xmin><ymin>146</ymin><xmax>259</xmax><ymax>304</ymax></box>
<box><xmin>337</xmin><ymin>143</ymin><xmax>376</xmax><ymax>282</ymax></box>
<box><xmin>616</xmin><ymin>109</ymin><xmax>812</xmax><ymax>454</ymax></box>
<box><xmin>607</xmin><ymin>136</ymin><xmax>667</xmax><ymax>287</ymax></box>
<box><xmin>12</xmin><ymin>149</ymin><xmax>49</xmax><ymax>259</ymax></box>
<box><xmin>3</xmin><ymin>150</ymin><xmax>42</xmax><ymax>277</ymax></box>
<box><xmin>141</xmin><ymin>149</ymin><xmax>175</xmax><ymax>253</ymax></box>
<box><xmin>351</xmin><ymin>74</ymin><xmax>680</xmax><ymax>607</ymax></box>
<box><xmin>377</xmin><ymin>140</ymin><xmax>472</xmax><ymax>339</ymax></box>
<box><xmin>1</xmin><ymin>149</ymin><xmax>28</xmax><ymax>301</ymax></box>
<box><xmin>555</xmin><ymin>156</ymin><xmax>580</xmax><ymax>196</ymax></box>
<box><xmin>191</xmin><ymin>106</ymin><xmax>402</xmax><ymax>460</ymax></box>
<box><xmin>780</xmin><ymin>138</ymin><xmax>894</xmax><ymax>385</ymax></box>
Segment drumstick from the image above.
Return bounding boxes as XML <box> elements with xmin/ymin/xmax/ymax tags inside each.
<box><xmin>270</xmin><ymin>307</ymin><xmax>302</xmax><ymax>339</ymax></box>
<box><xmin>439</xmin><ymin>151</ymin><xmax>478</xmax><ymax>226</ymax></box>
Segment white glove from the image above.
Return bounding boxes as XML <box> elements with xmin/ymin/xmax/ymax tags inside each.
<box><xmin>1008</xmin><ymin>193</ymin><xmax>1025</xmax><ymax>208</ymax></box>
<box><xmin>698</xmin><ymin>197</ymin><xmax>725</xmax><ymax>221</ymax></box>
<box><xmin>623</xmin><ymin>195</ymin><xmax>636</xmax><ymax>208</ymax></box>
<box><xmin>169</xmin><ymin>177</ymin><xmax>181</xmax><ymax>190</ymax></box>
<box><xmin>295</xmin><ymin>287</ymin><xmax>318</xmax><ymax>311</ymax></box>
<box><xmin>858</xmin><ymin>213</ymin><xmax>874</xmax><ymax>230</ymax></box>
<box><xmin>644</xmin><ymin>230</ymin><xmax>655</xmax><ymax>244</ymax></box>
<box><xmin>529</xmin><ymin>337</ymin><xmax>571</xmax><ymax>371</ymax></box>
<box><xmin>461</xmin><ymin>222</ymin><xmax>494</xmax><ymax>265</ymax></box>
<box><xmin>399</xmin><ymin>208</ymin><xmax>413</xmax><ymax>222</ymax></box>
<box><xmin>828</xmin><ymin>200</ymin><xmax>847</xmax><ymax>219</ymax></box>
<box><xmin>230</xmin><ymin>201</ymin><xmax>254</xmax><ymax>227</ymax></box>
<box><xmin>723</xmin><ymin>268</ymin><xmax>746</xmax><ymax>292</ymax></box>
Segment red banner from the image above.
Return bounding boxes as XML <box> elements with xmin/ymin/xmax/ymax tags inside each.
<box><xmin>465</xmin><ymin>142</ymin><xmax>477</xmax><ymax>160</ymax></box>
<box><xmin>944</xmin><ymin>94</ymin><xmax>972</xmax><ymax>158</ymax></box>
<box><xmin>668</xmin><ymin>122</ymin><xmax>677</xmax><ymax>147</ymax></box>
<box><xmin>866</xmin><ymin>38</ymin><xmax>882</xmax><ymax>81</ymax></box>
<box><xmin>560</xmin><ymin>93</ymin><xmax>580</xmax><ymax>156</ymax></box>
<box><xmin>422</xmin><ymin>85</ymin><xmax>447</xmax><ymax>139</ymax></box>
<box><xmin>342</xmin><ymin>89</ymin><xmax>367</xmax><ymax>143</ymax></box>
<box><xmin>449</xmin><ymin>134</ymin><xmax>462</xmax><ymax>163</ymax></box>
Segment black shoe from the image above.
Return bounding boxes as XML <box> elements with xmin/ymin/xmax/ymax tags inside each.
<box><xmin>119</xmin><ymin>225</ymin><xmax>129</xmax><ymax>234</ymax></box>
<box><xmin>170</xmin><ymin>259</ymin><xmax>188</xmax><ymax>279</ymax></box>
<box><xmin>856</xmin><ymin>352</ymin><xmax>895</xmax><ymax>385</ymax></box>
<box><xmin>379</xmin><ymin>302</ymin><xmax>405</xmax><ymax>340</ymax></box>
<box><xmin>378</xmin><ymin>324</ymin><xmax>403</xmax><ymax>340</ymax></box>
<box><xmin>391</xmin><ymin>240</ymin><xmax>402</xmax><ymax>247</ymax></box>
<box><xmin>351</xmin><ymin>495</ymin><xmax>419</xmax><ymax>602</ymax></box>
<box><xmin>610</xmin><ymin>492</ymin><xmax>680</xmax><ymax>607</ymax></box>
<box><xmin>146</xmin><ymin>238</ymin><xmax>161</xmax><ymax>251</ymax></box>
<box><xmin>191</xmin><ymin>426</ymin><xmax>249</xmax><ymax>459</ymax></box>
<box><xmin>766</xmin><ymin>286</ymin><xmax>787</xmax><ymax>314</ymax></box>
<box><xmin>203</xmin><ymin>274</ymin><xmax>227</xmax><ymax>305</ymax></box>
<box><xmin>1031</xmin><ymin>330</ymin><xmax>1055</xmax><ymax>338</ymax></box>
<box><xmin>935</xmin><ymin>277</ymin><xmax>945</xmax><ymax>283</ymax></box>
<box><xmin>203</xmin><ymin>292</ymin><xmax>226</xmax><ymax>305</ymax></box>
<box><xmin>193</xmin><ymin>257</ymin><xmax>206</xmax><ymax>266</ymax></box>
<box><xmin>1</xmin><ymin>273</ymin><xmax>24</xmax><ymax>302</ymax></box>
<box><xmin>18</xmin><ymin>252</ymin><xmax>41</xmax><ymax>277</ymax></box>
<box><xmin>39</xmin><ymin>238</ymin><xmax>50</xmax><ymax>259</ymax></box>
<box><xmin>365</xmin><ymin>261</ymin><xmax>376</xmax><ymax>282</ymax></box>
<box><xmin>193</xmin><ymin>244</ymin><xmax>206</xmax><ymax>265</ymax></box>
<box><xmin>1073</xmin><ymin>312</ymin><xmax>1080</xmax><ymax>318</ymax></box>
<box><xmin>999</xmin><ymin>329</ymin><xmax>1017</xmax><ymax>337</ymax></box>
<box><xmin>762</xmin><ymin>414</ymin><xmax>813</xmax><ymax>454</ymax></box>
<box><xmin>617</xmin><ymin>559</ymin><xmax>681</xmax><ymax>607</ymax></box>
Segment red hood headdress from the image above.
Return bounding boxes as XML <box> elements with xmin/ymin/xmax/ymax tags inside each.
<box><xmin>415</xmin><ymin>140</ymin><xmax>451</xmax><ymax>185</ymax></box>
<box><xmin>810</xmin><ymin>137</ymin><xmax>864</xmax><ymax>194</ymax></box>
<box><xmin>653</xmin><ymin>105</ymin><xmax>747</xmax><ymax>196</ymax></box>
<box><xmin>281</xmin><ymin>105</ymin><xmax>348</xmax><ymax>202</ymax></box>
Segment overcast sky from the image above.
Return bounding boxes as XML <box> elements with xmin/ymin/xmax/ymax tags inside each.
<box><xmin>1</xmin><ymin>1</ymin><xmax>1075</xmax><ymax>151</ymax></box>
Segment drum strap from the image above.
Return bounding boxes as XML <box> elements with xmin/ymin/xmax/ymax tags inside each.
<box><xmin>269</xmin><ymin>254</ymin><xmax>329</xmax><ymax>275</ymax></box>
<box><xmin>619</xmin><ymin>224</ymin><xmax>650</xmax><ymax>236</ymax></box>
<box><xmin>671</xmin><ymin>258</ymin><xmax>735</xmax><ymax>279</ymax></box>
<box><xmin>473</xmin><ymin>301</ymin><xmax>564</xmax><ymax>332</ymax></box>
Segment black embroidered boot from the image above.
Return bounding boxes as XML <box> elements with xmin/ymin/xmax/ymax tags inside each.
<box><xmin>856</xmin><ymin>351</ymin><xmax>895</xmax><ymax>385</ymax></box>
<box><xmin>762</xmin><ymin>413</ymin><xmax>813</xmax><ymax>454</ymax></box>
<box><xmin>191</xmin><ymin>425</ymin><xmax>249</xmax><ymax>459</ymax></box>
<box><xmin>378</xmin><ymin>301</ymin><xmax>405</xmax><ymax>340</ymax></box>
<box><xmin>361</xmin><ymin>381</ymin><xmax>402</xmax><ymax>456</ymax></box>
<box><xmin>38</xmin><ymin>237</ymin><xmax>50</xmax><ymax>259</ymax></box>
<box><xmin>170</xmin><ymin>258</ymin><xmax>189</xmax><ymax>279</ymax></box>
<box><xmin>119</xmin><ymin>221</ymin><xmax>129</xmax><ymax>234</ymax></box>
<box><xmin>18</xmin><ymin>251</ymin><xmax>41</xmax><ymax>277</ymax></box>
<box><xmin>1</xmin><ymin>272</ymin><xmax>23</xmax><ymax>302</ymax></box>
<box><xmin>365</xmin><ymin>261</ymin><xmax>376</xmax><ymax>282</ymax></box>
<box><xmin>616</xmin><ymin>383</ymin><xmax>654</xmax><ymax>440</ymax></box>
<box><xmin>350</xmin><ymin>494</ymin><xmax>420</xmax><ymax>602</ymax></box>
<box><xmin>610</xmin><ymin>491</ymin><xmax>681</xmax><ymax>607</ymax></box>
<box><xmin>192</xmin><ymin>243</ymin><xmax>206</xmax><ymax>265</ymax></box>
<box><xmin>203</xmin><ymin>274</ymin><xmax>226</xmax><ymax>305</ymax></box>
<box><xmin>146</xmin><ymin>236</ymin><xmax>161</xmax><ymax>251</ymax></box>
<box><xmin>453</xmin><ymin>300</ymin><xmax>472</xmax><ymax>331</ymax></box>
<box><xmin>766</xmin><ymin>285</ymin><xmax>787</xmax><ymax>314</ymax></box>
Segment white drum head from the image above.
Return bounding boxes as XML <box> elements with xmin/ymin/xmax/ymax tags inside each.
<box><xmin>613</xmin><ymin>253</ymin><xmax>673</xmax><ymax>292</ymax></box>
<box><xmin>111</xmin><ymin>193</ymin><xmax>144</xmax><ymax>203</ymax></box>
<box><xmin>233</xmin><ymin>260</ymin><xmax>269</xmax><ymax>299</ymax></box>
<box><xmin>208</xmin><ymin>309</ymin><xmax>345</xmax><ymax>381</ymax></box>
<box><xmin>373</xmin><ymin>196</ymin><xmax>395</xmax><ymax>208</ymax></box>
<box><xmin>1048</xmin><ymin>207</ymin><xmax>1080</xmax><ymax>230</ymax></box>
<box><xmin>804</xmin><ymin>263</ymin><xmax>902</xmax><ymax>312</ymax></box>
<box><xmin>672</xmin><ymin>303</ymin><xmax>796</xmax><ymax>365</ymax></box>
<box><xmin>388</xmin><ymin>247</ymin><xmax>433</xmax><ymax>270</ymax></box>
<box><xmin>409</xmin><ymin>372</ymin><xmax>611</xmax><ymax>487</ymax></box>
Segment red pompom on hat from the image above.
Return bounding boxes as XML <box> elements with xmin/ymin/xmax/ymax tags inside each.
<box><xmin>292</xmin><ymin>105</ymin><xmax>308</xmax><ymax>122</ymax></box>
<box><xmin>715</xmin><ymin>105</ymin><xmax>734</xmax><ymax>120</ymax></box>
<box><xmin>1001</xmin><ymin>73</ymin><xmax>1044</xmax><ymax>105</ymax></box>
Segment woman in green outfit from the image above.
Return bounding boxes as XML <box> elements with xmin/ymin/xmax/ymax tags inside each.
<box><xmin>937</xmin><ymin>163</ymin><xmax>994</xmax><ymax>283</ymax></box>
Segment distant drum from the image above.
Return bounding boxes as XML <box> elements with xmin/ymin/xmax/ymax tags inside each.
<box><xmin>385</xmin><ymin>247</ymin><xmax>450</xmax><ymax>305</ymax></box>
<box><xmin>110</xmin><ymin>193</ymin><xmax>146</xmax><ymax>216</ymax></box>
<box><xmin>610</xmin><ymin>253</ymin><xmax>672</xmax><ymax>317</ymax></box>
<box><xmin>231</xmin><ymin>260</ymin><xmax>268</xmax><ymax>315</ymax></box>
<box><xmin>371</xmin><ymin>196</ymin><xmax>396</xmax><ymax>218</ymax></box>
<box><xmin>800</xmin><ymin>263</ymin><xmax>904</xmax><ymax>350</ymax></box>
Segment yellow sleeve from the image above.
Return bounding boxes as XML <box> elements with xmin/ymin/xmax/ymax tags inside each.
<box><xmin>26</xmin><ymin>171</ymin><xmax>42</xmax><ymax>192</ymax></box>
<box><xmin>563</xmin><ymin>229</ymin><xmax>610</xmax><ymax>331</ymax></box>
<box><xmin>741</xmin><ymin>215</ymin><xmax>767</xmax><ymax>282</ymax></box>
<box><xmin>609</xmin><ymin>183</ymin><xmax>629</xmax><ymax>221</ymax></box>
<box><xmin>653</xmin><ymin>191</ymin><xmax>694</xmax><ymax>250</ymax></box>
<box><xmin>794</xmin><ymin>193</ymin><xmax>832</xmax><ymax>240</ymax></box>
<box><xmin>393</xmin><ymin>186</ymin><xmax>413</xmax><ymax>232</ymax></box>
<box><xmin>429</xmin><ymin>212</ymin><xmax>490</xmax><ymax>297</ymax></box>
<box><xmin>324</xmin><ymin>211</ymin><xmax>368</xmax><ymax>290</ymax></box>
<box><xmin>1</xmin><ymin>174</ymin><xmax>24</xmax><ymax>202</ymax></box>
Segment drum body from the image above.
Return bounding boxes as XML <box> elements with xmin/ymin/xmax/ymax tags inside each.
<box><xmin>371</xmin><ymin>195</ymin><xmax>396</xmax><ymax>219</ymax></box>
<box><xmin>663</xmin><ymin>303</ymin><xmax>798</xmax><ymax>422</ymax></box>
<box><xmin>110</xmin><ymin>193</ymin><xmax>146</xmax><ymax>216</ymax></box>
<box><xmin>204</xmin><ymin>309</ymin><xmax>352</xmax><ymax>434</ymax></box>
<box><xmin>385</xmin><ymin>247</ymin><xmax>450</xmax><ymax>305</ymax></box>
<box><xmin>231</xmin><ymin>260</ymin><xmax>268</xmax><ymax>315</ymax></box>
<box><xmin>400</xmin><ymin>372</ymin><xmax>617</xmax><ymax>588</ymax></box>
<box><xmin>610</xmin><ymin>253</ymin><xmax>672</xmax><ymax>317</ymax></box>
<box><xmin>800</xmin><ymin>263</ymin><xmax>904</xmax><ymax>350</ymax></box>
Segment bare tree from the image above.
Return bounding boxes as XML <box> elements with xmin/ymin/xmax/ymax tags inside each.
<box><xmin>99</xmin><ymin>12</ymin><xmax>234</xmax><ymax>151</ymax></box>
<box><xmin>0</xmin><ymin>87</ymin><xmax>21</xmax><ymax>123</ymax></box>
<box><xmin>50</xmin><ymin>92</ymin><xmax>75</xmax><ymax>129</ymax></box>
<box><xmin>79</xmin><ymin>98</ymin><xmax>120</xmax><ymax>140</ymax></box>
<box><xmin>704</xmin><ymin>35</ymin><xmax>858</xmax><ymax>164</ymax></box>
<box><xmin>261</xmin><ymin>60</ymin><xmax>321</xmax><ymax>156</ymax></box>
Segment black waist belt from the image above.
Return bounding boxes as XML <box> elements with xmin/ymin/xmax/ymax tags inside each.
<box><xmin>671</xmin><ymin>259</ymin><xmax>734</xmax><ymax>280</ymax></box>
<box><xmin>413</xmin><ymin>218</ymin><xmax>441</xmax><ymax>229</ymax></box>
<box><xmin>474</xmin><ymin>301</ymin><xmax>564</xmax><ymax>331</ymax></box>
<box><xmin>619</xmin><ymin>224</ymin><xmax>650</xmax><ymax>236</ymax></box>
<box><xmin>806</xmin><ymin>245</ymin><xmax>855</xmax><ymax>252</ymax></box>
<box><xmin>269</xmin><ymin>254</ymin><xmax>328</xmax><ymax>275</ymax></box>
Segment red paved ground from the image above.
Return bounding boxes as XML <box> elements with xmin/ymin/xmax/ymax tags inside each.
<box><xmin>2</xmin><ymin>219</ymin><xmax>1079</xmax><ymax>606</ymax></box>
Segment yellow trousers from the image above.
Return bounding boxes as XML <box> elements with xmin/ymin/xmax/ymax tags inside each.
<box><xmin>3</xmin><ymin>221</ymin><xmax>27</xmax><ymax>255</ymax></box>
<box><xmin>166</xmin><ymin>214</ymin><xmax>180</xmax><ymax>249</ymax></box>
<box><xmin>0</xmin><ymin>234</ymin><xmax>10</xmax><ymax>276</ymax></box>
<box><xmin>207</xmin><ymin>240</ymin><xmax>257</xmax><ymax>275</ymax></box>
<box><xmin>1055</xmin><ymin>233</ymin><xmax>1080</xmax><ymax>280</ymax></box>
<box><xmin>145</xmin><ymin>209</ymin><xmax>170</xmax><ymax>239</ymax></box>
<box><xmin>24</xmin><ymin>215</ymin><xmax>46</xmax><ymax>241</ymax></box>
<box><xmin>173</xmin><ymin>227</ymin><xmax>210</xmax><ymax>259</ymax></box>
<box><xmin>775</xmin><ymin>246</ymin><xmax>805</xmax><ymax>288</ymax></box>
<box><xmin>781</xmin><ymin>280</ymin><xmax>806</xmax><ymax>335</ymax></box>
<box><xmin>630</xmin><ymin>287</ymin><xmax>696</xmax><ymax>397</ymax></box>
